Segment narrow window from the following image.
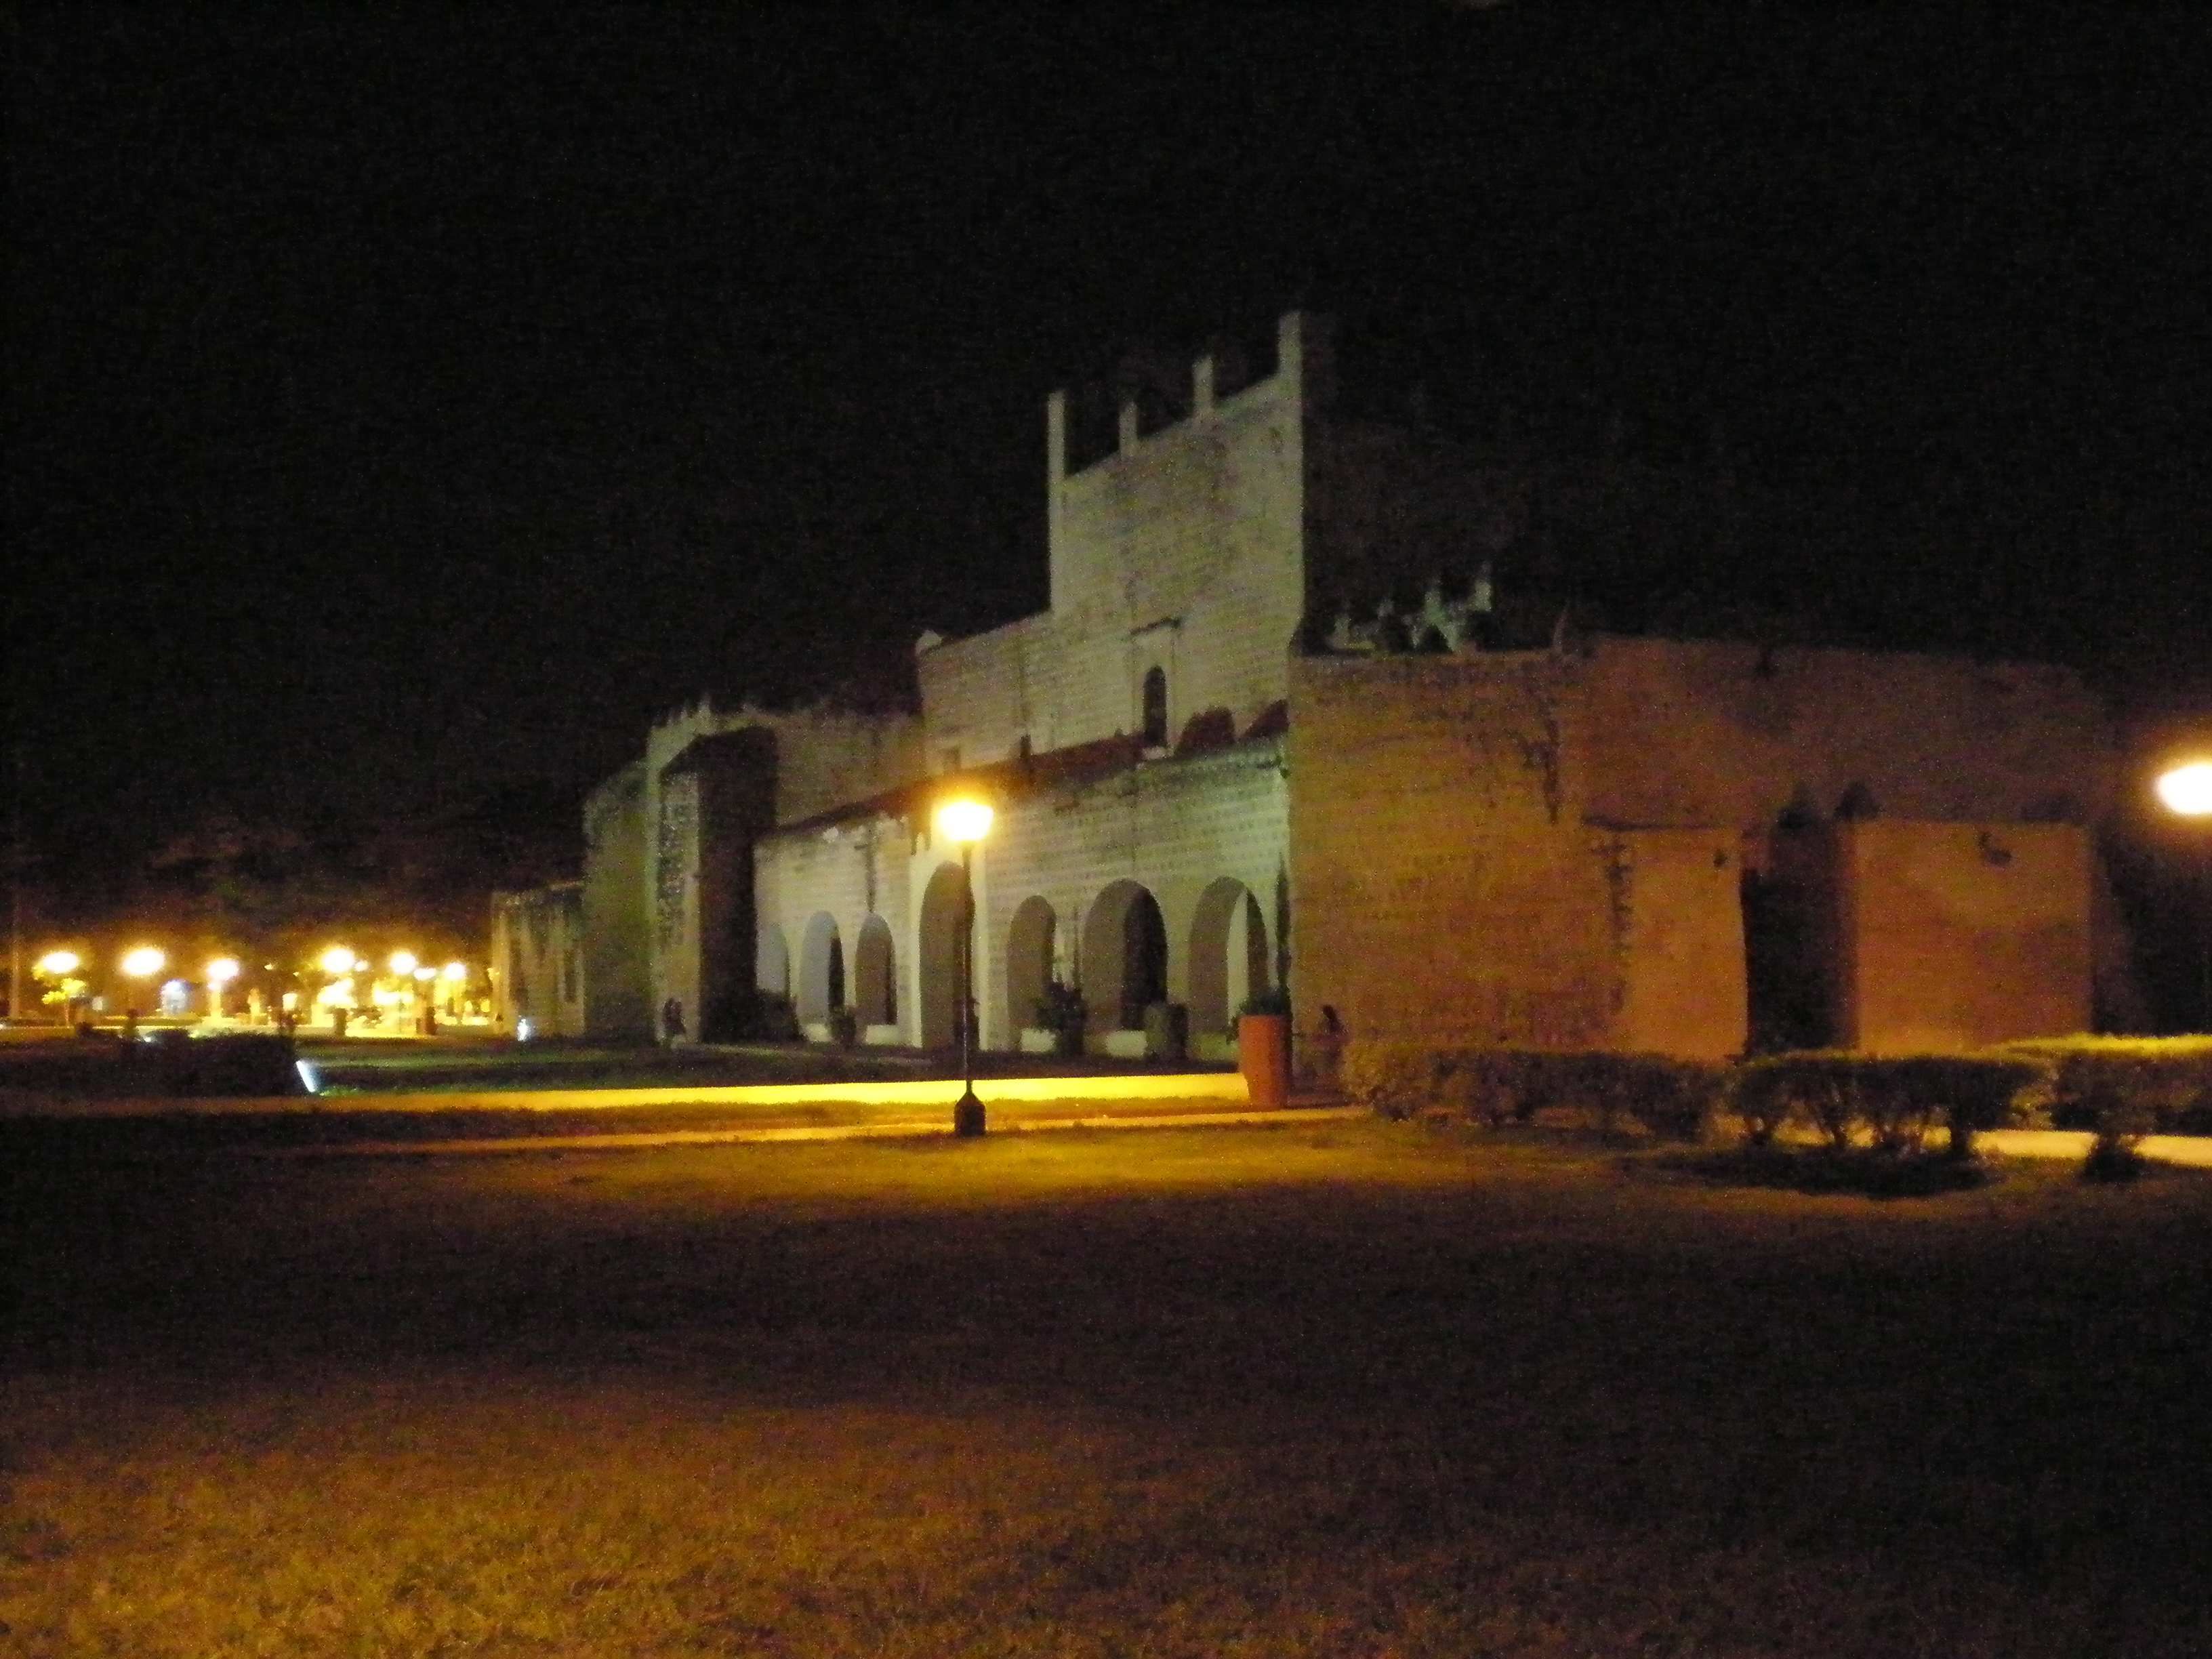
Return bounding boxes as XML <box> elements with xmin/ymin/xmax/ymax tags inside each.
<box><xmin>1141</xmin><ymin>667</ymin><xmax>1168</xmax><ymax>749</ymax></box>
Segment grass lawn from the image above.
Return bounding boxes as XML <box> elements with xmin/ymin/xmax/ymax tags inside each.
<box><xmin>5</xmin><ymin>1124</ymin><xmax>2211</xmax><ymax>1656</ymax></box>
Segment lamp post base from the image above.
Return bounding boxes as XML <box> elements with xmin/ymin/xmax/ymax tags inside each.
<box><xmin>953</xmin><ymin>1088</ymin><xmax>987</xmax><ymax>1138</ymax></box>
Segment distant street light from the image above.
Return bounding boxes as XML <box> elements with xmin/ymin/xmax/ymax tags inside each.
<box><xmin>206</xmin><ymin>957</ymin><xmax>240</xmax><ymax>1020</ymax></box>
<box><xmin>319</xmin><ymin>945</ymin><xmax>355</xmax><ymax>977</ymax></box>
<box><xmin>936</xmin><ymin>798</ymin><xmax>994</xmax><ymax>1137</ymax></box>
<box><xmin>121</xmin><ymin>946</ymin><xmax>165</xmax><ymax>981</ymax></box>
<box><xmin>2156</xmin><ymin>760</ymin><xmax>2212</xmax><ymax>1031</ymax></box>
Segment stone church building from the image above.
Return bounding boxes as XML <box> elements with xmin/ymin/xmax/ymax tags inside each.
<box><xmin>505</xmin><ymin>312</ymin><xmax>2117</xmax><ymax>1061</ymax></box>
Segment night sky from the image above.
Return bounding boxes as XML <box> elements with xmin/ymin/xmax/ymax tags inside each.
<box><xmin>12</xmin><ymin>5</ymin><xmax>2212</xmax><ymax>914</ymax></box>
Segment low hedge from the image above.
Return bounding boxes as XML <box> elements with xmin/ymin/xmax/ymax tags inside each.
<box><xmin>1990</xmin><ymin>1036</ymin><xmax>2212</xmax><ymax>1135</ymax></box>
<box><xmin>1345</xmin><ymin>1041</ymin><xmax>2053</xmax><ymax>1157</ymax></box>
<box><xmin>1342</xmin><ymin>1042</ymin><xmax>1725</xmax><ymax>1142</ymax></box>
<box><xmin>1727</xmin><ymin>1052</ymin><xmax>2047</xmax><ymax>1158</ymax></box>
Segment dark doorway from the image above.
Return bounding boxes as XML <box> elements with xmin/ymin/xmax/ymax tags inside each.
<box><xmin>1741</xmin><ymin>868</ymin><xmax>1832</xmax><ymax>1052</ymax></box>
<box><xmin>1121</xmin><ymin>890</ymin><xmax>1168</xmax><ymax>1029</ymax></box>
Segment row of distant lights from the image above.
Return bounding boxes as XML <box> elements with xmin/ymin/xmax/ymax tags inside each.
<box><xmin>34</xmin><ymin>947</ymin><xmax>470</xmax><ymax>983</ymax></box>
<box><xmin>316</xmin><ymin>947</ymin><xmax>470</xmax><ymax>985</ymax></box>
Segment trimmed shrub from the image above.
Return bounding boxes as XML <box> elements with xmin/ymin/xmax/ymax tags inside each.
<box><xmin>1340</xmin><ymin>1041</ymin><xmax>1440</xmax><ymax>1121</ymax></box>
<box><xmin>1340</xmin><ymin>1042</ymin><xmax>1725</xmax><ymax>1141</ymax></box>
<box><xmin>1994</xmin><ymin>1036</ymin><xmax>2212</xmax><ymax>1134</ymax></box>
<box><xmin>1726</xmin><ymin>1052</ymin><xmax>2046</xmax><ymax>1158</ymax></box>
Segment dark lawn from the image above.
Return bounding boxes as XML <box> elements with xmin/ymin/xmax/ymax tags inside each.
<box><xmin>4</xmin><ymin>1124</ymin><xmax>2209</xmax><ymax>1656</ymax></box>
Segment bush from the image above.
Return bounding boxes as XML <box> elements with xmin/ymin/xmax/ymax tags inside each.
<box><xmin>1340</xmin><ymin>1041</ymin><xmax>1437</xmax><ymax>1121</ymax></box>
<box><xmin>1237</xmin><ymin>985</ymin><xmax>1292</xmax><ymax>1019</ymax></box>
<box><xmin>1340</xmin><ymin>1042</ymin><xmax>1725</xmax><ymax>1141</ymax></box>
<box><xmin>1726</xmin><ymin>1052</ymin><xmax>2047</xmax><ymax>1158</ymax></box>
<box><xmin>731</xmin><ymin>991</ymin><xmax>801</xmax><ymax>1042</ymax></box>
<box><xmin>1993</xmin><ymin>1036</ymin><xmax>2212</xmax><ymax>1134</ymax></box>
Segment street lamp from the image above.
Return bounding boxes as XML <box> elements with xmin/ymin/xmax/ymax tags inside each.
<box><xmin>936</xmin><ymin>798</ymin><xmax>994</xmax><ymax>1136</ymax></box>
<box><xmin>2156</xmin><ymin>760</ymin><xmax>2212</xmax><ymax>1031</ymax></box>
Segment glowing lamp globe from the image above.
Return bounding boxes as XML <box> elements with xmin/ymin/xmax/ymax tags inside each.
<box><xmin>37</xmin><ymin>950</ymin><xmax>81</xmax><ymax>978</ymax></box>
<box><xmin>121</xmin><ymin>947</ymin><xmax>165</xmax><ymax>979</ymax></box>
<box><xmin>207</xmin><ymin>958</ymin><xmax>241</xmax><ymax>985</ymax></box>
<box><xmin>937</xmin><ymin>800</ymin><xmax>994</xmax><ymax>844</ymax></box>
<box><xmin>390</xmin><ymin>951</ymin><xmax>418</xmax><ymax>977</ymax></box>
<box><xmin>2156</xmin><ymin>762</ymin><xmax>2212</xmax><ymax>819</ymax></box>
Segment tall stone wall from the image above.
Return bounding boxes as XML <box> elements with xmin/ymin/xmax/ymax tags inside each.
<box><xmin>1289</xmin><ymin>636</ymin><xmax>2111</xmax><ymax>1057</ymax></box>
<box><xmin>920</xmin><ymin>314</ymin><xmax>1317</xmax><ymax>777</ymax></box>
<box><xmin>1289</xmin><ymin>651</ymin><xmax>1619</xmax><ymax>1048</ymax></box>
<box><xmin>1837</xmin><ymin>820</ymin><xmax>2091</xmax><ymax>1052</ymax></box>
<box><xmin>581</xmin><ymin>762</ymin><xmax>651</xmax><ymax>1039</ymax></box>
<box><xmin>1579</xmin><ymin>636</ymin><xmax>2114</xmax><ymax>828</ymax></box>
<box><xmin>1610</xmin><ymin>828</ymin><xmax>1749</xmax><ymax>1059</ymax></box>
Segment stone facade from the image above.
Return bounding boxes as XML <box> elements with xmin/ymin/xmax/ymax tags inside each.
<box><xmin>491</xmin><ymin>881</ymin><xmax>586</xmax><ymax>1037</ymax></box>
<box><xmin>1288</xmin><ymin>638</ymin><xmax>2112</xmax><ymax>1059</ymax></box>
<box><xmin>562</xmin><ymin>310</ymin><xmax>2116</xmax><ymax>1061</ymax></box>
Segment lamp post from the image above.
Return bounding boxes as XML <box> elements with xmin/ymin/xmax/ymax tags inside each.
<box><xmin>2156</xmin><ymin>760</ymin><xmax>2212</xmax><ymax>1031</ymax></box>
<box><xmin>120</xmin><ymin>946</ymin><xmax>164</xmax><ymax>1034</ymax></box>
<box><xmin>936</xmin><ymin>798</ymin><xmax>994</xmax><ymax>1137</ymax></box>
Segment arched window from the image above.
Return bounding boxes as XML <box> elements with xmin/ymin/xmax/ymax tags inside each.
<box><xmin>1141</xmin><ymin>666</ymin><xmax>1168</xmax><ymax>749</ymax></box>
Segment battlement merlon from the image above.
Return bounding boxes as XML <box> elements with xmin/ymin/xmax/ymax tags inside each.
<box><xmin>1046</xmin><ymin>310</ymin><xmax>1334</xmax><ymax>619</ymax></box>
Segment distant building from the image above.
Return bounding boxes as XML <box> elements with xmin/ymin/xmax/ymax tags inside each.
<box><xmin>490</xmin><ymin>881</ymin><xmax>585</xmax><ymax>1037</ymax></box>
<box><xmin>554</xmin><ymin>313</ymin><xmax>2118</xmax><ymax>1061</ymax></box>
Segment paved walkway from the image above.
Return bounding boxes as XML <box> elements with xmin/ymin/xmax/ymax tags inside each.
<box><xmin>1978</xmin><ymin>1128</ymin><xmax>2212</xmax><ymax>1167</ymax></box>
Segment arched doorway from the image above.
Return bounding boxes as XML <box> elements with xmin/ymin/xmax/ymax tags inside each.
<box><xmin>1188</xmin><ymin>878</ymin><xmax>1269</xmax><ymax>1040</ymax></box>
<box><xmin>1005</xmin><ymin>896</ymin><xmax>1057</xmax><ymax>1035</ymax></box>
<box><xmin>855</xmin><ymin>914</ymin><xmax>896</xmax><ymax>1029</ymax></box>
<box><xmin>757</xmin><ymin>923</ymin><xmax>790</xmax><ymax>998</ymax></box>
<box><xmin>918</xmin><ymin>861</ymin><xmax>972</xmax><ymax>1050</ymax></box>
<box><xmin>1082</xmin><ymin>880</ymin><xmax>1168</xmax><ymax>1033</ymax></box>
<box><xmin>797</xmin><ymin>912</ymin><xmax>843</xmax><ymax>1026</ymax></box>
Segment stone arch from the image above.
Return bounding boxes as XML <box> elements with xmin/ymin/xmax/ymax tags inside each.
<box><xmin>1005</xmin><ymin>896</ymin><xmax>1057</xmax><ymax>1035</ymax></box>
<box><xmin>756</xmin><ymin>923</ymin><xmax>790</xmax><ymax>998</ymax></box>
<box><xmin>1188</xmin><ymin>878</ymin><xmax>1270</xmax><ymax>1038</ymax></box>
<box><xmin>855</xmin><ymin>914</ymin><xmax>896</xmax><ymax>1029</ymax></box>
<box><xmin>917</xmin><ymin>861</ymin><xmax>972</xmax><ymax>1050</ymax></box>
<box><xmin>1082</xmin><ymin>880</ymin><xmax>1169</xmax><ymax>1032</ymax></box>
<box><xmin>796</xmin><ymin>912</ymin><xmax>843</xmax><ymax>1025</ymax></box>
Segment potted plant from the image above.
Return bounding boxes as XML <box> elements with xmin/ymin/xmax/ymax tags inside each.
<box><xmin>1237</xmin><ymin>985</ymin><xmax>1292</xmax><ymax>1108</ymax></box>
<box><xmin>1035</xmin><ymin>980</ymin><xmax>1088</xmax><ymax>1057</ymax></box>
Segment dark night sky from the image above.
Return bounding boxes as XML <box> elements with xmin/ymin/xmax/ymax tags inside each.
<box><xmin>10</xmin><ymin>5</ymin><xmax>2212</xmax><ymax>906</ymax></box>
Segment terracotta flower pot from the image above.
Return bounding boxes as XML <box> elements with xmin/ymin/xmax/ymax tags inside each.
<box><xmin>1238</xmin><ymin>1012</ymin><xmax>1290</xmax><ymax>1109</ymax></box>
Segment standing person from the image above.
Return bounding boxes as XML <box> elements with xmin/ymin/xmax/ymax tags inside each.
<box><xmin>661</xmin><ymin>996</ymin><xmax>686</xmax><ymax>1047</ymax></box>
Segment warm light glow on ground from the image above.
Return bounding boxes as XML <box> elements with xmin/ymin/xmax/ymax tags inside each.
<box><xmin>2156</xmin><ymin>760</ymin><xmax>2212</xmax><ymax>817</ymax></box>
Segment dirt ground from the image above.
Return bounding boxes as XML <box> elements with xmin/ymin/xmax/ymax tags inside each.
<box><xmin>5</xmin><ymin>1122</ymin><xmax>2211</xmax><ymax>1656</ymax></box>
